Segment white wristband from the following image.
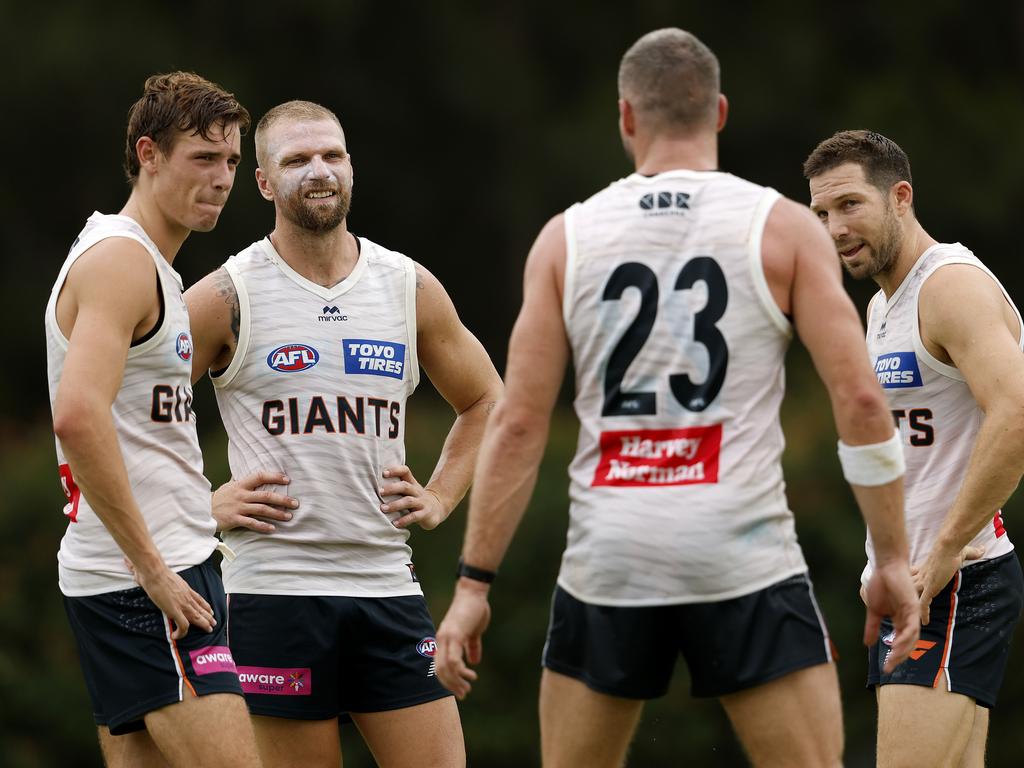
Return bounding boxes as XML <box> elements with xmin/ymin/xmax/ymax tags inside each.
<box><xmin>837</xmin><ymin>429</ymin><xmax>905</xmax><ymax>486</ymax></box>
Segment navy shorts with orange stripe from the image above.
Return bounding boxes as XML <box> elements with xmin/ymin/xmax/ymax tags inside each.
<box><xmin>868</xmin><ymin>551</ymin><xmax>1024</xmax><ymax>708</ymax></box>
<box><xmin>542</xmin><ymin>573</ymin><xmax>834</xmax><ymax>700</ymax></box>
<box><xmin>63</xmin><ymin>554</ymin><xmax>243</xmax><ymax>734</ymax></box>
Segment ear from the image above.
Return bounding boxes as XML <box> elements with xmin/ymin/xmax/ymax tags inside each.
<box><xmin>619</xmin><ymin>98</ymin><xmax>636</xmax><ymax>138</ymax></box>
<box><xmin>255</xmin><ymin>167</ymin><xmax>274</xmax><ymax>201</ymax></box>
<box><xmin>891</xmin><ymin>180</ymin><xmax>913</xmax><ymax>215</ymax></box>
<box><xmin>716</xmin><ymin>94</ymin><xmax>729</xmax><ymax>132</ymax></box>
<box><xmin>136</xmin><ymin>136</ymin><xmax>160</xmax><ymax>175</ymax></box>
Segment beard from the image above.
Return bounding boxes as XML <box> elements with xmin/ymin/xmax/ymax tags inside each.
<box><xmin>282</xmin><ymin>184</ymin><xmax>352</xmax><ymax>233</ymax></box>
<box><xmin>843</xmin><ymin>203</ymin><xmax>902</xmax><ymax>280</ymax></box>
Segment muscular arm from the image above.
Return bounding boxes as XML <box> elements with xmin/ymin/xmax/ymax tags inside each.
<box><xmin>385</xmin><ymin>264</ymin><xmax>504</xmax><ymax>529</ymax></box>
<box><xmin>52</xmin><ymin>239</ymin><xmax>214</xmax><ymax>638</ymax></box>
<box><xmin>184</xmin><ymin>268</ymin><xmax>295</xmax><ymax>533</ymax></box>
<box><xmin>184</xmin><ymin>267</ymin><xmax>239</xmax><ymax>384</ymax></box>
<box><xmin>914</xmin><ymin>265</ymin><xmax>1024</xmax><ymax>614</ymax></box>
<box><xmin>766</xmin><ymin>199</ymin><xmax>908</xmax><ymax>557</ymax></box>
<box><xmin>436</xmin><ymin>215</ymin><xmax>569</xmax><ymax>696</ymax></box>
<box><xmin>765</xmin><ymin>199</ymin><xmax>916</xmax><ymax>665</ymax></box>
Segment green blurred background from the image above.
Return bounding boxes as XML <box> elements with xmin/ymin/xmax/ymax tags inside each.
<box><xmin>3</xmin><ymin>1</ymin><xmax>1024</xmax><ymax>765</ymax></box>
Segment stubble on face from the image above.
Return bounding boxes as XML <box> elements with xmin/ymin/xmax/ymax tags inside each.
<box><xmin>841</xmin><ymin>200</ymin><xmax>902</xmax><ymax>281</ymax></box>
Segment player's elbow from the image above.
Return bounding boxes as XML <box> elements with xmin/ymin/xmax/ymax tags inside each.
<box><xmin>836</xmin><ymin>381</ymin><xmax>892</xmax><ymax>442</ymax></box>
<box><xmin>991</xmin><ymin>395</ymin><xmax>1024</xmax><ymax>451</ymax></box>
<box><xmin>52</xmin><ymin>395</ymin><xmax>102</xmax><ymax>446</ymax></box>
<box><xmin>489</xmin><ymin>400</ymin><xmax>546</xmax><ymax>442</ymax></box>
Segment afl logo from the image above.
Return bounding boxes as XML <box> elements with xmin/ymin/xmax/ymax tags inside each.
<box><xmin>176</xmin><ymin>332</ymin><xmax>193</xmax><ymax>361</ymax></box>
<box><xmin>415</xmin><ymin>637</ymin><xmax>437</xmax><ymax>658</ymax></box>
<box><xmin>267</xmin><ymin>344</ymin><xmax>320</xmax><ymax>372</ymax></box>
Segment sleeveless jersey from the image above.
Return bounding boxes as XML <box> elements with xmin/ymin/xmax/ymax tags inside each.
<box><xmin>560</xmin><ymin>170</ymin><xmax>807</xmax><ymax>606</ymax></box>
<box><xmin>862</xmin><ymin>243</ymin><xmax>1017</xmax><ymax>585</ymax></box>
<box><xmin>45</xmin><ymin>212</ymin><xmax>216</xmax><ymax>597</ymax></box>
<box><xmin>214</xmin><ymin>236</ymin><xmax>421</xmax><ymax>596</ymax></box>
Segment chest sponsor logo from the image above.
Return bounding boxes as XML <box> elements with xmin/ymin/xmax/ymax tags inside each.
<box><xmin>267</xmin><ymin>344</ymin><xmax>320</xmax><ymax>372</ymax></box>
<box><xmin>874</xmin><ymin>352</ymin><xmax>922</xmax><ymax>388</ymax></box>
<box><xmin>189</xmin><ymin>645</ymin><xmax>237</xmax><ymax>675</ymax></box>
<box><xmin>320</xmin><ymin>305</ymin><xmax>348</xmax><ymax>322</ymax></box>
<box><xmin>176</xmin><ymin>331</ymin><xmax>193</xmax><ymax>361</ymax></box>
<box><xmin>236</xmin><ymin>666</ymin><xmax>312</xmax><ymax>695</ymax></box>
<box><xmin>343</xmin><ymin>339</ymin><xmax>405</xmax><ymax>379</ymax></box>
<box><xmin>592</xmin><ymin>425</ymin><xmax>721</xmax><ymax>487</ymax></box>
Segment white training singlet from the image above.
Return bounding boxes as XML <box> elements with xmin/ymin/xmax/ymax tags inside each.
<box><xmin>214</xmin><ymin>236</ymin><xmax>421</xmax><ymax>596</ymax></box>
<box><xmin>560</xmin><ymin>170</ymin><xmax>807</xmax><ymax>606</ymax></box>
<box><xmin>862</xmin><ymin>243</ymin><xmax>1018</xmax><ymax>585</ymax></box>
<box><xmin>45</xmin><ymin>212</ymin><xmax>217</xmax><ymax>597</ymax></box>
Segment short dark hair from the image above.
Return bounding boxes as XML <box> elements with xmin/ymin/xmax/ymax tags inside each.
<box><xmin>124</xmin><ymin>72</ymin><xmax>250</xmax><ymax>184</ymax></box>
<box><xmin>803</xmin><ymin>130</ymin><xmax>912</xmax><ymax>192</ymax></box>
<box><xmin>618</xmin><ymin>28</ymin><xmax>720</xmax><ymax>136</ymax></box>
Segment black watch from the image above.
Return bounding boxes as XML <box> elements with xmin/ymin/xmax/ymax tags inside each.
<box><xmin>456</xmin><ymin>557</ymin><xmax>497</xmax><ymax>584</ymax></box>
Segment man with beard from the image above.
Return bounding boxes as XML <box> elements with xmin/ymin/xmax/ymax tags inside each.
<box><xmin>435</xmin><ymin>30</ymin><xmax>919</xmax><ymax>767</ymax></box>
<box><xmin>805</xmin><ymin>130</ymin><xmax>1024</xmax><ymax>768</ymax></box>
<box><xmin>184</xmin><ymin>100</ymin><xmax>502</xmax><ymax>767</ymax></box>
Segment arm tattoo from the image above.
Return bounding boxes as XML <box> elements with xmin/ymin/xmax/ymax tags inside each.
<box><xmin>415</xmin><ymin>264</ymin><xmax>425</xmax><ymax>290</ymax></box>
<box><xmin>213</xmin><ymin>268</ymin><xmax>240</xmax><ymax>344</ymax></box>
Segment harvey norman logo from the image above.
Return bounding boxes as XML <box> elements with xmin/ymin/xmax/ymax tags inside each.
<box><xmin>874</xmin><ymin>352</ymin><xmax>922</xmax><ymax>388</ymax></box>
<box><xmin>592</xmin><ymin>426</ymin><xmax>721</xmax><ymax>487</ymax></box>
<box><xmin>343</xmin><ymin>339</ymin><xmax>406</xmax><ymax>379</ymax></box>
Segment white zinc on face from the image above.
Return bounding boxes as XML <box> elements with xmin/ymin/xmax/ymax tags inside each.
<box><xmin>260</xmin><ymin>117</ymin><xmax>353</xmax><ymax>232</ymax></box>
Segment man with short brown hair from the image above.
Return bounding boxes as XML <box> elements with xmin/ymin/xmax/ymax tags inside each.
<box><xmin>436</xmin><ymin>29</ymin><xmax>920</xmax><ymax>767</ymax></box>
<box><xmin>46</xmin><ymin>72</ymin><xmax>265</xmax><ymax>767</ymax></box>
<box><xmin>806</xmin><ymin>129</ymin><xmax>1024</xmax><ymax>768</ymax></box>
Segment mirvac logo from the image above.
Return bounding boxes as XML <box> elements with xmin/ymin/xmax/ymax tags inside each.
<box><xmin>343</xmin><ymin>339</ymin><xmax>405</xmax><ymax>379</ymax></box>
<box><xmin>319</xmin><ymin>305</ymin><xmax>348</xmax><ymax>322</ymax></box>
<box><xmin>874</xmin><ymin>352</ymin><xmax>922</xmax><ymax>388</ymax></box>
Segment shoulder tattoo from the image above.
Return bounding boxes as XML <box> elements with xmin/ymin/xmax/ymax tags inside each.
<box><xmin>213</xmin><ymin>268</ymin><xmax>240</xmax><ymax>344</ymax></box>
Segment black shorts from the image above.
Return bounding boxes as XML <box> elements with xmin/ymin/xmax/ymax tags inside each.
<box><xmin>868</xmin><ymin>551</ymin><xmax>1023</xmax><ymax>708</ymax></box>
<box><xmin>226</xmin><ymin>593</ymin><xmax>451</xmax><ymax>719</ymax></box>
<box><xmin>63</xmin><ymin>555</ymin><xmax>243</xmax><ymax>735</ymax></box>
<box><xmin>542</xmin><ymin>573</ymin><xmax>833</xmax><ymax>699</ymax></box>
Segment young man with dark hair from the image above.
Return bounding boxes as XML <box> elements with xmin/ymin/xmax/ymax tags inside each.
<box><xmin>46</xmin><ymin>72</ymin><xmax>269</xmax><ymax>767</ymax></box>
<box><xmin>806</xmin><ymin>129</ymin><xmax>1024</xmax><ymax>768</ymax></box>
<box><xmin>435</xmin><ymin>30</ymin><xmax>919</xmax><ymax>768</ymax></box>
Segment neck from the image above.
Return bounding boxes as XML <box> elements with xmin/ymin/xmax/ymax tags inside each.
<box><xmin>119</xmin><ymin>188</ymin><xmax>189</xmax><ymax>264</ymax></box>
<box><xmin>269</xmin><ymin>217</ymin><xmax>359</xmax><ymax>288</ymax></box>
<box><xmin>632</xmin><ymin>132</ymin><xmax>718</xmax><ymax>176</ymax></box>
<box><xmin>874</xmin><ymin>220</ymin><xmax>939</xmax><ymax>299</ymax></box>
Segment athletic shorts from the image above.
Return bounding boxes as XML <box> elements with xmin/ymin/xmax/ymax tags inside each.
<box><xmin>226</xmin><ymin>593</ymin><xmax>451</xmax><ymax>719</ymax></box>
<box><xmin>542</xmin><ymin>573</ymin><xmax>833</xmax><ymax>699</ymax></box>
<box><xmin>868</xmin><ymin>551</ymin><xmax>1023</xmax><ymax>708</ymax></box>
<box><xmin>63</xmin><ymin>555</ymin><xmax>242</xmax><ymax>735</ymax></box>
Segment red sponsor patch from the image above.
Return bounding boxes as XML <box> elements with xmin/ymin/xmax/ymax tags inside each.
<box><xmin>591</xmin><ymin>425</ymin><xmax>721</xmax><ymax>487</ymax></box>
